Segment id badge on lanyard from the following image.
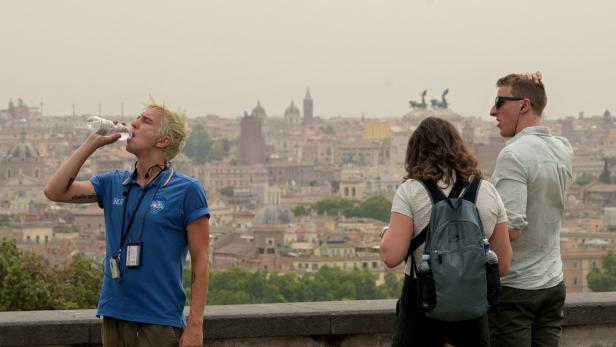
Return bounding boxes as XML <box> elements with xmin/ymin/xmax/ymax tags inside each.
<box><xmin>126</xmin><ymin>241</ymin><xmax>143</xmax><ymax>267</ymax></box>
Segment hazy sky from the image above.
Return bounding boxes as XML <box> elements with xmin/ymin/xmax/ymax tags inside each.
<box><xmin>1</xmin><ymin>0</ymin><xmax>615</xmax><ymax>120</ymax></box>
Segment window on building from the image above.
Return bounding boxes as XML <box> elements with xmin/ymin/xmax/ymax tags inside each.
<box><xmin>258</xmin><ymin>248</ymin><xmax>265</xmax><ymax>254</ymax></box>
<box><xmin>312</xmin><ymin>263</ymin><xmax>318</xmax><ymax>270</ymax></box>
<box><xmin>267</xmin><ymin>248</ymin><xmax>275</xmax><ymax>254</ymax></box>
<box><xmin>352</xmin><ymin>187</ymin><xmax>356</xmax><ymax>197</ymax></box>
<box><xmin>362</xmin><ymin>262</ymin><xmax>368</xmax><ymax>269</ymax></box>
<box><xmin>573</xmin><ymin>277</ymin><xmax>578</xmax><ymax>286</ymax></box>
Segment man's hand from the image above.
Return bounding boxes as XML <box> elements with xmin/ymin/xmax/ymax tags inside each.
<box><xmin>43</xmin><ymin>126</ymin><xmax>121</xmax><ymax>203</ymax></box>
<box><xmin>84</xmin><ymin>131</ymin><xmax>122</xmax><ymax>150</ymax></box>
<box><xmin>509</xmin><ymin>228</ymin><xmax>522</xmax><ymax>241</ymax></box>
<box><xmin>179</xmin><ymin>324</ymin><xmax>203</xmax><ymax>347</ymax></box>
<box><xmin>523</xmin><ymin>71</ymin><xmax>542</xmax><ymax>84</ymax></box>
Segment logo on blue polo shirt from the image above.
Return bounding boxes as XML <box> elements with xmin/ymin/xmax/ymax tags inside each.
<box><xmin>150</xmin><ymin>198</ymin><xmax>167</xmax><ymax>214</ymax></box>
<box><xmin>112</xmin><ymin>197</ymin><xmax>124</xmax><ymax>206</ymax></box>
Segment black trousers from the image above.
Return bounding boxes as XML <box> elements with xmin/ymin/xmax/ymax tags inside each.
<box><xmin>392</xmin><ymin>275</ymin><xmax>490</xmax><ymax>347</ymax></box>
<box><xmin>488</xmin><ymin>281</ymin><xmax>565</xmax><ymax>347</ymax></box>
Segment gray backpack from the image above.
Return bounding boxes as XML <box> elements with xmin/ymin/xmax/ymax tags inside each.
<box><xmin>410</xmin><ymin>176</ymin><xmax>488</xmax><ymax>322</ymax></box>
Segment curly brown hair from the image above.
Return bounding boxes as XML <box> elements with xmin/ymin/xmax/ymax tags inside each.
<box><xmin>404</xmin><ymin>117</ymin><xmax>483</xmax><ymax>186</ymax></box>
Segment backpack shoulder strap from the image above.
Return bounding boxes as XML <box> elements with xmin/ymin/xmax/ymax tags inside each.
<box><xmin>407</xmin><ymin>224</ymin><xmax>428</xmax><ymax>275</ymax></box>
<box><xmin>419</xmin><ymin>180</ymin><xmax>447</xmax><ymax>205</ymax></box>
<box><xmin>461</xmin><ymin>175</ymin><xmax>482</xmax><ymax>204</ymax></box>
<box><xmin>403</xmin><ymin>180</ymin><xmax>438</xmax><ymax>264</ymax></box>
<box><xmin>405</xmin><ymin>178</ymin><xmax>464</xmax><ymax>266</ymax></box>
<box><xmin>448</xmin><ymin>179</ymin><xmax>465</xmax><ymax>199</ymax></box>
<box><xmin>406</xmin><ymin>225</ymin><xmax>428</xmax><ymax>260</ymax></box>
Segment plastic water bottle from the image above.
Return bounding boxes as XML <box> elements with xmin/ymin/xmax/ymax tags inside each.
<box><xmin>416</xmin><ymin>254</ymin><xmax>436</xmax><ymax>311</ymax></box>
<box><xmin>483</xmin><ymin>239</ymin><xmax>500</xmax><ymax>305</ymax></box>
<box><xmin>87</xmin><ymin>116</ymin><xmax>132</xmax><ymax>141</ymax></box>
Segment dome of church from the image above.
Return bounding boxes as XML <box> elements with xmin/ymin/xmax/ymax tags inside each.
<box><xmin>4</xmin><ymin>129</ymin><xmax>40</xmax><ymax>162</ymax></box>
<box><xmin>284</xmin><ymin>100</ymin><xmax>300</xmax><ymax>117</ymax></box>
<box><xmin>253</xmin><ymin>205</ymin><xmax>295</xmax><ymax>225</ymax></box>
<box><xmin>251</xmin><ymin>101</ymin><xmax>267</xmax><ymax>118</ymax></box>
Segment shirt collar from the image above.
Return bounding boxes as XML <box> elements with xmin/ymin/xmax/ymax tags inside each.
<box><xmin>506</xmin><ymin>126</ymin><xmax>551</xmax><ymax>146</ymax></box>
<box><xmin>121</xmin><ymin>167</ymin><xmax>174</xmax><ymax>188</ymax></box>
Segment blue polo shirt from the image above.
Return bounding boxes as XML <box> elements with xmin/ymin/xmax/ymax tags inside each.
<box><xmin>91</xmin><ymin>168</ymin><xmax>209</xmax><ymax>327</ymax></box>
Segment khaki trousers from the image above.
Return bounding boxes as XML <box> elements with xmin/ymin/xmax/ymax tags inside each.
<box><xmin>101</xmin><ymin>316</ymin><xmax>183</xmax><ymax>347</ymax></box>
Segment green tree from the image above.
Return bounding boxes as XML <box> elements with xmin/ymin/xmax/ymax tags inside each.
<box><xmin>587</xmin><ymin>251</ymin><xmax>616</xmax><ymax>292</ymax></box>
<box><xmin>219</xmin><ymin>186</ymin><xmax>234</xmax><ymax>197</ymax></box>
<box><xmin>321</xmin><ymin>125</ymin><xmax>335</xmax><ymax>134</ymax></box>
<box><xmin>330</xmin><ymin>180</ymin><xmax>340</xmax><ymax>193</ymax></box>
<box><xmin>312</xmin><ymin>197</ymin><xmax>354</xmax><ymax>216</ymax></box>
<box><xmin>296</xmin><ymin>266</ymin><xmax>385</xmax><ymax>301</ymax></box>
<box><xmin>576</xmin><ymin>173</ymin><xmax>594</xmax><ymax>186</ymax></box>
<box><xmin>206</xmin><ymin>266</ymin><xmax>392</xmax><ymax>305</ymax></box>
<box><xmin>54</xmin><ymin>254</ymin><xmax>103</xmax><ymax>309</ymax></box>
<box><xmin>0</xmin><ymin>214</ymin><xmax>16</xmax><ymax>226</ymax></box>
<box><xmin>183</xmin><ymin>125</ymin><xmax>213</xmax><ymax>164</ymax></box>
<box><xmin>291</xmin><ymin>204</ymin><xmax>311</xmax><ymax>216</ymax></box>
<box><xmin>268</xmin><ymin>272</ymin><xmax>302</xmax><ymax>302</ymax></box>
<box><xmin>603</xmin><ymin>109</ymin><xmax>612</xmax><ymax>123</ymax></box>
<box><xmin>207</xmin><ymin>268</ymin><xmax>284</xmax><ymax>305</ymax></box>
<box><xmin>0</xmin><ymin>240</ymin><xmax>106</xmax><ymax>311</ymax></box>
<box><xmin>599</xmin><ymin>159</ymin><xmax>612</xmax><ymax>184</ymax></box>
<box><xmin>354</xmin><ymin>195</ymin><xmax>392</xmax><ymax>222</ymax></box>
<box><xmin>0</xmin><ymin>240</ymin><xmax>55</xmax><ymax>311</ymax></box>
<box><xmin>380</xmin><ymin>272</ymin><xmax>403</xmax><ymax>298</ymax></box>
<box><xmin>209</xmin><ymin>139</ymin><xmax>232</xmax><ymax>162</ymax></box>
<box><xmin>604</xmin><ymin>157</ymin><xmax>616</xmax><ymax>166</ymax></box>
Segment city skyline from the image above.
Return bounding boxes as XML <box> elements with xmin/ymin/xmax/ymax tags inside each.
<box><xmin>1</xmin><ymin>0</ymin><xmax>615</xmax><ymax>119</ymax></box>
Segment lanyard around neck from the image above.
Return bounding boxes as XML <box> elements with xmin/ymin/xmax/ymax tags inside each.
<box><xmin>116</xmin><ymin>168</ymin><xmax>167</xmax><ymax>255</ymax></box>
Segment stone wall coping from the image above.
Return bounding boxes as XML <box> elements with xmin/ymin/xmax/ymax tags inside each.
<box><xmin>0</xmin><ymin>293</ymin><xmax>615</xmax><ymax>346</ymax></box>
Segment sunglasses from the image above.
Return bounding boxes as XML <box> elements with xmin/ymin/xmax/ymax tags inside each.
<box><xmin>494</xmin><ymin>96</ymin><xmax>524</xmax><ymax>109</ymax></box>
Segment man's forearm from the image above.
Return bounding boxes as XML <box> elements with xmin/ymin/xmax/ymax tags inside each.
<box><xmin>187</xmin><ymin>255</ymin><xmax>209</xmax><ymax>328</ymax></box>
<box><xmin>44</xmin><ymin>142</ymin><xmax>96</xmax><ymax>200</ymax></box>
<box><xmin>509</xmin><ymin>228</ymin><xmax>522</xmax><ymax>241</ymax></box>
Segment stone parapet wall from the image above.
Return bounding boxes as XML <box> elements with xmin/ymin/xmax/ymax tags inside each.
<box><xmin>1</xmin><ymin>293</ymin><xmax>616</xmax><ymax>347</ymax></box>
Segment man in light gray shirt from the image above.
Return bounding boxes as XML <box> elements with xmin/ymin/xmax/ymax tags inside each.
<box><xmin>488</xmin><ymin>72</ymin><xmax>573</xmax><ymax>347</ymax></box>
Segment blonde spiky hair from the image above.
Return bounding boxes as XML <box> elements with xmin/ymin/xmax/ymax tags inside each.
<box><xmin>146</xmin><ymin>98</ymin><xmax>188</xmax><ymax>162</ymax></box>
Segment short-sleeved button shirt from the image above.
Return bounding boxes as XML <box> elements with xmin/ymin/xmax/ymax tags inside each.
<box><xmin>91</xmin><ymin>168</ymin><xmax>210</xmax><ymax>327</ymax></box>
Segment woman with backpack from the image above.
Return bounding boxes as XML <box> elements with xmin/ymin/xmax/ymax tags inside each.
<box><xmin>380</xmin><ymin>116</ymin><xmax>512</xmax><ymax>347</ymax></box>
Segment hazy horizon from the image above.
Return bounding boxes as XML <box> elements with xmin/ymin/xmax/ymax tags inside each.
<box><xmin>1</xmin><ymin>0</ymin><xmax>615</xmax><ymax>119</ymax></box>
